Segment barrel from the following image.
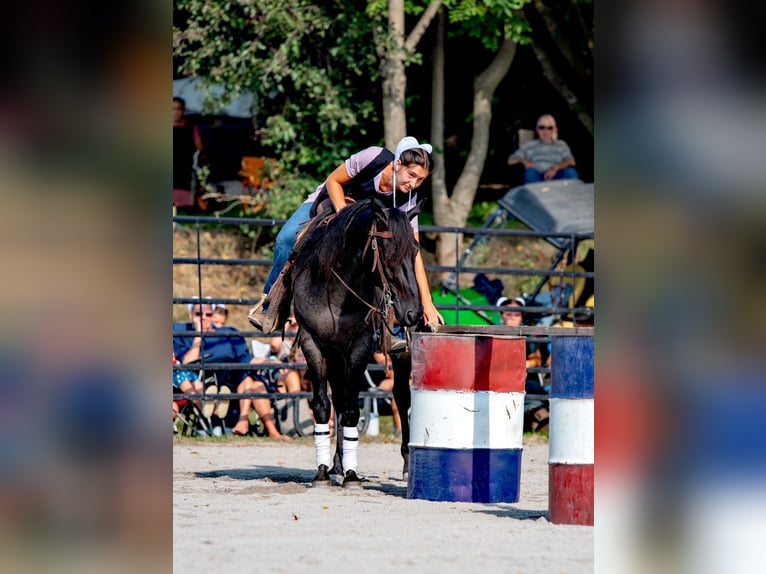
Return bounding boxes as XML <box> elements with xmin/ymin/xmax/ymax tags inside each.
<box><xmin>548</xmin><ymin>335</ymin><xmax>594</xmax><ymax>525</ymax></box>
<box><xmin>407</xmin><ymin>332</ymin><xmax>527</xmax><ymax>502</ymax></box>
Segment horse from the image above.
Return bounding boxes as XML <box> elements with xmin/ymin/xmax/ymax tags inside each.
<box><xmin>286</xmin><ymin>198</ymin><xmax>423</xmax><ymax>487</ymax></box>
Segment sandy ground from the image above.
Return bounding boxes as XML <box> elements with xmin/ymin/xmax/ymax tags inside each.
<box><xmin>173</xmin><ymin>435</ymin><xmax>593</xmax><ymax>573</ymax></box>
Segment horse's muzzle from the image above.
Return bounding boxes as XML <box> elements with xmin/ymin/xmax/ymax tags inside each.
<box><xmin>402</xmin><ymin>307</ymin><xmax>423</xmax><ymax>327</ymax></box>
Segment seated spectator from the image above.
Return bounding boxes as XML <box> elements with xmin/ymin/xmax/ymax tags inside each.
<box><xmin>497</xmin><ymin>296</ymin><xmax>550</xmax><ymax>431</ymax></box>
<box><xmin>173</xmin><ymin>351</ymin><xmax>204</xmax><ymax>426</ymax></box>
<box><xmin>251</xmin><ymin>316</ymin><xmax>305</xmax><ymax>394</ymax></box>
<box><xmin>211</xmin><ymin>305</ymin><xmax>228</xmax><ymax>327</ymax></box>
<box><xmin>369</xmin><ymin>351</ymin><xmax>402</xmax><ymax>434</ymax></box>
<box><xmin>173</xmin><ymin>299</ymin><xmax>288</xmax><ymax>440</ymax></box>
<box><xmin>507</xmin><ymin>114</ymin><xmax>579</xmax><ymax>183</ymax></box>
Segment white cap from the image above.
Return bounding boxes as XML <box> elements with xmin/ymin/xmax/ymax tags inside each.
<box><xmin>496</xmin><ymin>296</ymin><xmax>526</xmax><ymax>307</ymax></box>
<box><xmin>394</xmin><ymin>136</ymin><xmax>433</xmax><ymax>162</ymax></box>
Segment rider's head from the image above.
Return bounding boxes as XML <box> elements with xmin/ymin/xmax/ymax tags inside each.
<box><xmin>393</xmin><ymin>137</ymin><xmax>434</xmax><ymax>194</ymax></box>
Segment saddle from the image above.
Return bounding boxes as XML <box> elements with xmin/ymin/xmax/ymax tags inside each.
<box><xmin>252</xmin><ymin>198</ymin><xmax>354</xmax><ymax>334</ymax></box>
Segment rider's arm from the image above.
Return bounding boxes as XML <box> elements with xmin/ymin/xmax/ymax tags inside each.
<box><xmin>413</xmin><ymin>231</ymin><xmax>444</xmax><ymax>327</ymax></box>
<box><xmin>325</xmin><ymin>163</ymin><xmax>353</xmax><ymax>212</ymax></box>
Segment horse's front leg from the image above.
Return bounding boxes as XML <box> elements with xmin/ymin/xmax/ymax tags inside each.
<box><xmin>302</xmin><ymin>342</ymin><xmax>333</xmax><ymax>487</ymax></box>
<box><xmin>392</xmin><ymin>350</ymin><xmax>413</xmax><ymax>480</ymax></box>
<box><xmin>331</xmin><ymin>355</ymin><xmax>366</xmax><ymax>488</ymax></box>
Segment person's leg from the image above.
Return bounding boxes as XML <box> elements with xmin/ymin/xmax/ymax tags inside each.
<box><xmin>263</xmin><ymin>201</ymin><xmax>314</xmax><ymax>295</ymax></box>
<box><xmin>244</xmin><ymin>376</ymin><xmax>289</xmax><ymax>440</ymax></box>
<box><xmin>523</xmin><ymin>168</ymin><xmax>544</xmax><ymax>183</ymax></box>
<box><xmin>179</xmin><ymin>378</ymin><xmax>204</xmax><ymax>411</ymax></box>
<box><xmin>280</xmin><ymin>369</ymin><xmax>303</xmax><ymax>393</ymax></box>
<box><xmin>232</xmin><ymin>378</ymin><xmax>254</xmax><ymax>435</ymax></box>
<box><xmin>554</xmin><ymin>167</ymin><xmax>579</xmax><ymax>180</ymax></box>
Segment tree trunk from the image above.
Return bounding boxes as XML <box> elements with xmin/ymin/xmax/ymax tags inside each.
<box><xmin>382</xmin><ymin>0</ymin><xmax>407</xmax><ymax>149</ymax></box>
<box><xmin>433</xmin><ymin>36</ymin><xmax>518</xmax><ymax>283</ymax></box>
<box><xmin>382</xmin><ymin>0</ymin><xmax>444</xmax><ymax>149</ymax></box>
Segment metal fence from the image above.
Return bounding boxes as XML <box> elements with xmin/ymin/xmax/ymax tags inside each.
<box><xmin>172</xmin><ymin>213</ymin><xmax>594</xmax><ymax>431</ymax></box>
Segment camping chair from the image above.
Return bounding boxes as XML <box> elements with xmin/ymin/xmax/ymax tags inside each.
<box><xmin>239</xmin><ymin>156</ymin><xmax>277</xmax><ymax>190</ymax></box>
<box><xmin>173</xmin><ymin>385</ymin><xmax>214</xmax><ymax>437</ymax></box>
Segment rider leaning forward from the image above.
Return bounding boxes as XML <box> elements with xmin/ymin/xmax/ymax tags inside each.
<box><xmin>248</xmin><ymin>136</ymin><xmax>445</xmax><ymax>335</ymax></box>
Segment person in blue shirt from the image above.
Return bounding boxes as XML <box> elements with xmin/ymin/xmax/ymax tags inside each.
<box><xmin>173</xmin><ymin>300</ymin><xmax>288</xmax><ymax>439</ymax></box>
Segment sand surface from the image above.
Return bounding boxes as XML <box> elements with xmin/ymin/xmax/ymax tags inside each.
<box><xmin>173</xmin><ymin>436</ymin><xmax>592</xmax><ymax>573</ymax></box>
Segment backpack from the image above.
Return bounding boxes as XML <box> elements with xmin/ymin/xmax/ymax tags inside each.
<box><xmin>309</xmin><ymin>148</ymin><xmax>395</xmax><ymax>218</ymax></box>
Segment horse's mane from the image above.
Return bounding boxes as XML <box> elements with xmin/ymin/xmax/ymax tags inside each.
<box><xmin>297</xmin><ymin>199</ymin><xmax>413</xmax><ymax>279</ymax></box>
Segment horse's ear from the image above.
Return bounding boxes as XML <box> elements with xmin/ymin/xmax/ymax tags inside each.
<box><xmin>406</xmin><ymin>197</ymin><xmax>427</xmax><ymax>221</ymax></box>
<box><xmin>371</xmin><ymin>197</ymin><xmax>387</xmax><ymax>214</ymax></box>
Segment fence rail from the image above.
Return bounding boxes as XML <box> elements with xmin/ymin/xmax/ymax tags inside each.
<box><xmin>173</xmin><ymin>214</ymin><xmax>592</xmax><ymax>416</ymax></box>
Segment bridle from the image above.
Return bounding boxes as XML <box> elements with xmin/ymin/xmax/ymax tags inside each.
<box><xmin>330</xmin><ymin>218</ymin><xmax>399</xmax><ymax>349</ymax></box>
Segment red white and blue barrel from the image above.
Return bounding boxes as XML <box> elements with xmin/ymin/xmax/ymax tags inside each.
<box><xmin>548</xmin><ymin>335</ymin><xmax>594</xmax><ymax>525</ymax></box>
<box><xmin>407</xmin><ymin>333</ymin><xmax>527</xmax><ymax>503</ymax></box>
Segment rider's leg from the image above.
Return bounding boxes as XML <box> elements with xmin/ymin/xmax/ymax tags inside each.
<box><xmin>249</xmin><ymin>201</ymin><xmax>313</xmax><ymax>331</ymax></box>
<box><xmin>264</xmin><ymin>201</ymin><xmax>314</xmax><ymax>296</ymax></box>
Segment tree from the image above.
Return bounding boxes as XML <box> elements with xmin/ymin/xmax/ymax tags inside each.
<box><xmin>524</xmin><ymin>0</ymin><xmax>593</xmax><ymax>135</ymax></box>
<box><xmin>429</xmin><ymin>1</ymin><xmax>533</xmax><ymax>278</ymax></box>
<box><xmin>173</xmin><ymin>0</ymin><xmax>383</xmax><ymax>217</ymax></box>
<box><xmin>369</xmin><ymin>0</ymin><xmax>444</xmax><ymax>149</ymax></box>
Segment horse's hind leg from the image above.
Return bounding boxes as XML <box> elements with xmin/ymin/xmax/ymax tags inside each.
<box><xmin>392</xmin><ymin>351</ymin><xmax>413</xmax><ymax>481</ymax></box>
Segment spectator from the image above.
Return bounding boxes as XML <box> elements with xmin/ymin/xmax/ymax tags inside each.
<box><xmin>173</xmin><ymin>299</ymin><xmax>288</xmax><ymax>440</ymax></box>
<box><xmin>173</xmin><ymin>96</ymin><xmax>204</xmax><ymax>207</ymax></box>
<box><xmin>172</xmin><ymin>351</ymin><xmax>205</xmax><ymax>426</ymax></box>
<box><xmin>211</xmin><ymin>305</ymin><xmax>228</xmax><ymax>328</ymax></box>
<box><xmin>369</xmin><ymin>351</ymin><xmax>402</xmax><ymax>434</ymax></box>
<box><xmin>251</xmin><ymin>316</ymin><xmax>305</xmax><ymax>395</ymax></box>
<box><xmin>497</xmin><ymin>296</ymin><xmax>550</xmax><ymax>431</ymax></box>
<box><xmin>507</xmin><ymin>114</ymin><xmax>579</xmax><ymax>183</ymax></box>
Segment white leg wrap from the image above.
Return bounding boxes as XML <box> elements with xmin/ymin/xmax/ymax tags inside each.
<box><xmin>342</xmin><ymin>426</ymin><xmax>359</xmax><ymax>473</ymax></box>
<box><xmin>314</xmin><ymin>423</ymin><xmax>331</xmax><ymax>468</ymax></box>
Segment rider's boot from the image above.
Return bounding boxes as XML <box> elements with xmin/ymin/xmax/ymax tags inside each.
<box><xmin>247</xmin><ymin>293</ymin><xmax>270</xmax><ymax>332</ymax></box>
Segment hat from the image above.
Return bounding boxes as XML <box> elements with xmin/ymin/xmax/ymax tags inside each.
<box><xmin>187</xmin><ymin>296</ymin><xmax>217</xmax><ymax>312</ymax></box>
<box><xmin>394</xmin><ymin>136</ymin><xmax>433</xmax><ymax>162</ymax></box>
<box><xmin>496</xmin><ymin>296</ymin><xmax>526</xmax><ymax>308</ymax></box>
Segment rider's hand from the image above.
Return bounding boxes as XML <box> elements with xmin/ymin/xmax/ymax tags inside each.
<box><xmin>423</xmin><ymin>300</ymin><xmax>444</xmax><ymax>329</ymax></box>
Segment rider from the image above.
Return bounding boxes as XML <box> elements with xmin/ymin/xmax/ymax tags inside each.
<box><xmin>248</xmin><ymin>136</ymin><xmax>445</xmax><ymax>335</ymax></box>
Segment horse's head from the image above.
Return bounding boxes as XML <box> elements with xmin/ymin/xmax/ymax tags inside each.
<box><xmin>370</xmin><ymin>200</ymin><xmax>423</xmax><ymax>328</ymax></box>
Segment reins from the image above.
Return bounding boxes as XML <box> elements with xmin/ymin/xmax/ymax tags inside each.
<box><xmin>330</xmin><ymin>219</ymin><xmax>399</xmax><ymax>342</ymax></box>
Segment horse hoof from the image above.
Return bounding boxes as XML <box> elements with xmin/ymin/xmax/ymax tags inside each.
<box><xmin>342</xmin><ymin>470</ymin><xmax>362</xmax><ymax>489</ymax></box>
<box><xmin>311</xmin><ymin>464</ymin><xmax>332</xmax><ymax>487</ymax></box>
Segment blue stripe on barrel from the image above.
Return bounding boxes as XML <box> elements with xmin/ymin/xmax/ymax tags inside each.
<box><xmin>407</xmin><ymin>333</ymin><xmax>527</xmax><ymax>503</ymax></box>
<box><xmin>550</xmin><ymin>335</ymin><xmax>594</xmax><ymax>398</ymax></box>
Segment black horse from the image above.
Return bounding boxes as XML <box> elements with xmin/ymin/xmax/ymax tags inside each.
<box><xmin>287</xmin><ymin>198</ymin><xmax>423</xmax><ymax>487</ymax></box>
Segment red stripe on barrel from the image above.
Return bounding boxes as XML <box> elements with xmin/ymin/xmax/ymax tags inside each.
<box><xmin>548</xmin><ymin>464</ymin><xmax>594</xmax><ymax>525</ymax></box>
<box><xmin>411</xmin><ymin>334</ymin><xmax>526</xmax><ymax>393</ymax></box>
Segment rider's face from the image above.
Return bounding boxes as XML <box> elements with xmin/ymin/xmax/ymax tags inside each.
<box><xmin>395</xmin><ymin>162</ymin><xmax>430</xmax><ymax>194</ymax></box>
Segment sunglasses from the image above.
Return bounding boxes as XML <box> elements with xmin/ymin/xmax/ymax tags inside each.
<box><xmin>537</xmin><ymin>125</ymin><xmax>555</xmax><ymax>130</ymax></box>
<box><xmin>194</xmin><ymin>312</ymin><xmax>214</xmax><ymax>317</ymax></box>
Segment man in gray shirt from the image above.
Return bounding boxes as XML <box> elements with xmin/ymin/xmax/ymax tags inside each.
<box><xmin>507</xmin><ymin>114</ymin><xmax>579</xmax><ymax>183</ymax></box>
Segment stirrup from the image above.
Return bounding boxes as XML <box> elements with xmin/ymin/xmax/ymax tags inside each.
<box><xmin>388</xmin><ymin>337</ymin><xmax>408</xmax><ymax>354</ymax></box>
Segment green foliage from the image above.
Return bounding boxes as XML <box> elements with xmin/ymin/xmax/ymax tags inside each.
<box><xmin>174</xmin><ymin>0</ymin><xmax>382</xmax><ymax>183</ymax></box>
<box><xmin>445</xmin><ymin>0</ymin><xmax>533</xmax><ymax>50</ymax></box>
